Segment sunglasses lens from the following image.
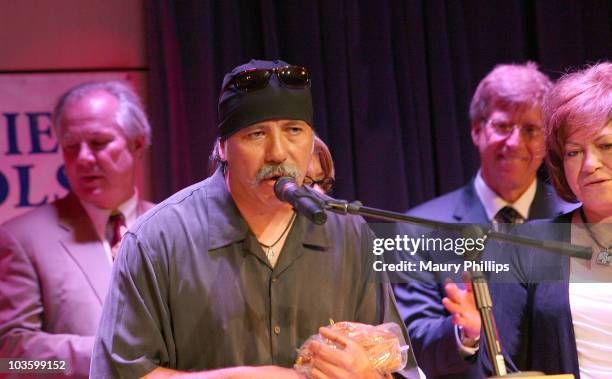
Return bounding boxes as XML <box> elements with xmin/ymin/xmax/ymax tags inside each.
<box><xmin>230</xmin><ymin>66</ymin><xmax>310</xmax><ymax>93</ymax></box>
<box><xmin>234</xmin><ymin>70</ymin><xmax>271</xmax><ymax>92</ymax></box>
<box><xmin>278</xmin><ymin>66</ymin><xmax>310</xmax><ymax>87</ymax></box>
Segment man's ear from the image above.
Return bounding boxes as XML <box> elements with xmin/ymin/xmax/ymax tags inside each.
<box><xmin>218</xmin><ymin>139</ymin><xmax>227</xmax><ymax>161</ymax></box>
<box><xmin>471</xmin><ymin>121</ymin><xmax>482</xmax><ymax>146</ymax></box>
<box><xmin>130</xmin><ymin>136</ymin><xmax>146</xmax><ymax>159</ymax></box>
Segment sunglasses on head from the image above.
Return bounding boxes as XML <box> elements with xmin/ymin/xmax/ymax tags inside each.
<box><xmin>224</xmin><ymin>65</ymin><xmax>311</xmax><ymax>93</ymax></box>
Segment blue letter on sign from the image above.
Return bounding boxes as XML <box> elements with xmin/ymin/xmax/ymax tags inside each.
<box><xmin>27</xmin><ymin>112</ymin><xmax>58</xmax><ymax>154</ymax></box>
<box><xmin>3</xmin><ymin>113</ymin><xmax>21</xmax><ymax>155</ymax></box>
<box><xmin>0</xmin><ymin>171</ymin><xmax>8</xmax><ymax>205</ymax></box>
<box><xmin>56</xmin><ymin>165</ymin><xmax>70</xmax><ymax>191</ymax></box>
<box><xmin>14</xmin><ymin>165</ymin><xmax>48</xmax><ymax>207</ymax></box>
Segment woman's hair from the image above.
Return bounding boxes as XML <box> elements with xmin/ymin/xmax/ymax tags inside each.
<box><xmin>312</xmin><ymin>136</ymin><xmax>335</xmax><ymax>181</ymax></box>
<box><xmin>544</xmin><ymin>62</ymin><xmax>612</xmax><ymax>202</ymax></box>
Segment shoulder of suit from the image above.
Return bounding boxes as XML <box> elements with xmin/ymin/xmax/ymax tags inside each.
<box><xmin>1</xmin><ymin>198</ymin><xmax>65</xmax><ymax>232</ymax></box>
<box><xmin>531</xmin><ymin>209</ymin><xmax>574</xmax><ymax>225</ymax></box>
<box><xmin>406</xmin><ymin>185</ymin><xmax>468</xmax><ymax>219</ymax></box>
<box><xmin>536</xmin><ymin>181</ymin><xmax>580</xmax><ymax>216</ymax></box>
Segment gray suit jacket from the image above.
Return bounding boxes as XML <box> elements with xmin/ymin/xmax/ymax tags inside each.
<box><xmin>394</xmin><ymin>178</ymin><xmax>577</xmax><ymax>379</ymax></box>
<box><xmin>0</xmin><ymin>193</ymin><xmax>154</xmax><ymax>378</ymax></box>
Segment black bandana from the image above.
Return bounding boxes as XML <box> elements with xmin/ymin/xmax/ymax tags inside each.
<box><xmin>218</xmin><ymin>59</ymin><xmax>314</xmax><ymax>139</ymax></box>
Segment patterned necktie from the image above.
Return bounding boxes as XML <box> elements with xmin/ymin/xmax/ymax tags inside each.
<box><xmin>494</xmin><ymin>206</ymin><xmax>522</xmax><ymax>232</ymax></box>
<box><xmin>107</xmin><ymin>212</ymin><xmax>126</xmax><ymax>260</ymax></box>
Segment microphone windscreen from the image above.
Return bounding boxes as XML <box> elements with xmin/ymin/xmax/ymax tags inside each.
<box><xmin>274</xmin><ymin>176</ymin><xmax>297</xmax><ymax>201</ymax></box>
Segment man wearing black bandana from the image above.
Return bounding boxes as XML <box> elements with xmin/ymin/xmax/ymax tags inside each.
<box><xmin>91</xmin><ymin>60</ymin><xmax>421</xmax><ymax>379</ymax></box>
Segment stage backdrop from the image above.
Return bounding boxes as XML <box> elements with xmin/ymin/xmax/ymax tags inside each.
<box><xmin>147</xmin><ymin>0</ymin><xmax>610</xmax><ymax>212</ymax></box>
<box><xmin>0</xmin><ymin>72</ymin><xmax>148</xmax><ymax>224</ymax></box>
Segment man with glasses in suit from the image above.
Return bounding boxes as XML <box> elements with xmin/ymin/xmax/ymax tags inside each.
<box><xmin>393</xmin><ymin>63</ymin><xmax>575</xmax><ymax>379</ymax></box>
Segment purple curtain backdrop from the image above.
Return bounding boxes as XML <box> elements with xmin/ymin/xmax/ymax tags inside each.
<box><xmin>146</xmin><ymin>0</ymin><xmax>611</xmax><ymax>212</ymax></box>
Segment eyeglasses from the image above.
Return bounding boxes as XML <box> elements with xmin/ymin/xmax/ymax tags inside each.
<box><xmin>224</xmin><ymin>65</ymin><xmax>310</xmax><ymax>93</ymax></box>
<box><xmin>303</xmin><ymin>176</ymin><xmax>335</xmax><ymax>193</ymax></box>
<box><xmin>485</xmin><ymin>119</ymin><xmax>544</xmax><ymax>141</ymax></box>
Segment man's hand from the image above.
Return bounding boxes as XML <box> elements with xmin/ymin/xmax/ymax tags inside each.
<box><xmin>306</xmin><ymin>327</ymin><xmax>384</xmax><ymax>379</ymax></box>
<box><xmin>442</xmin><ymin>275</ymin><xmax>481</xmax><ymax>341</ymax></box>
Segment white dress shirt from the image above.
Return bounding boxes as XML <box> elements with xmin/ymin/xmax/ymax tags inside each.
<box><xmin>569</xmin><ymin>214</ymin><xmax>612</xmax><ymax>379</ymax></box>
<box><xmin>474</xmin><ymin>170</ymin><xmax>537</xmax><ymax>223</ymax></box>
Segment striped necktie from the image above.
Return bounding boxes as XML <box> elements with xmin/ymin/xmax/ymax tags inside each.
<box><xmin>107</xmin><ymin>212</ymin><xmax>126</xmax><ymax>260</ymax></box>
<box><xmin>494</xmin><ymin>206</ymin><xmax>522</xmax><ymax>232</ymax></box>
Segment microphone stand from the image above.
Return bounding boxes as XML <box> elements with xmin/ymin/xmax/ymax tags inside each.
<box><xmin>313</xmin><ymin>190</ymin><xmax>590</xmax><ymax>377</ymax></box>
<box><xmin>320</xmin><ymin>194</ymin><xmax>590</xmax><ymax>260</ymax></box>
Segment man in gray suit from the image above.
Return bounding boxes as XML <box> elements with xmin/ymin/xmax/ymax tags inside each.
<box><xmin>393</xmin><ymin>63</ymin><xmax>575</xmax><ymax>379</ymax></box>
<box><xmin>0</xmin><ymin>81</ymin><xmax>154</xmax><ymax>378</ymax></box>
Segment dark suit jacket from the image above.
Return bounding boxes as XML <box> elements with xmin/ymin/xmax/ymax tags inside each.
<box><xmin>0</xmin><ymin>193</ymin><xmax>154</xmax><ymax>379</ymax></box>
<box><xmin>489</xmin><ymin>212</ymin><xmax>582</xmax><ymax>378</ymax></box>
<box><xmin>393</xmin><ymin>178</ymin><xmax>576</xmax><ymax>379</ymax></box>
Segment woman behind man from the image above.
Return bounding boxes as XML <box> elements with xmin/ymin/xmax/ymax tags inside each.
<box><xmin>490</xmin><ymin>62</ymin><xmax>612</xmax><ymax>378</ymax></box>
<box><xmin>305</xmin><ymin>136</ymin><xmax>335</xmax><ymax>194</ymax></box>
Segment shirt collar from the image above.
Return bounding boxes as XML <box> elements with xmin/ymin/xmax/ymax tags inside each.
<box><xmin>79</xmin><ymin>189</ymin><xmax>139</xmax><ymax>240</ymax></box>
<box><xmin>474</xmin><ymin>169</ymin><xmax>536</xmax><ymax>221</ymax></box>
<box><xmin>206</xmin><ymin>169</ymin><xmax>329</xmax><ymax>251</ymax></box>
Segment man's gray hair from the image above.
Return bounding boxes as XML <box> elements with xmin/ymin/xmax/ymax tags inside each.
<box><xmin>52</xmin><ymin>80</ymin><xmax>152</xmax><ymax>147</ymax></box>
<box><xmin>209</xmin><ymin>138</ymin><xmax>227</xmax><ymax>175</ymax></box>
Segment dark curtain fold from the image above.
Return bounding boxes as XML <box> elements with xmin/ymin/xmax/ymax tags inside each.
<box><xmin>146</xmin><ymin>0</ymin><xmax>611</xmax><ymax>212</ymax></box>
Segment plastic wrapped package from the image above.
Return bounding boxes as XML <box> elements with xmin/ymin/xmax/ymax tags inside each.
<box><xmin>294</xmin><ymin>321</ymin><xmax>409</xmax><ymax>377</ymax></box>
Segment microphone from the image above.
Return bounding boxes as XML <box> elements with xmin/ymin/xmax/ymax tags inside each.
<box><xmin>274</xmin><ymin>177</ymin><xmax>327</xmax><ymax>225</ymax></box>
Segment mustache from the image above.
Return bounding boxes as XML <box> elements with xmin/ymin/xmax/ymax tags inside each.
<box><xmin>255</xmin><ymin>163</ymin><xmax>299</xmax><ymax>184</ymax></box>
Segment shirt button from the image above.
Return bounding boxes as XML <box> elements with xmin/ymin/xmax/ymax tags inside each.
<box><xmin>271</xmin><ymin>277</ymin><xmax>278</xmax><ymax>283</ymax></box>
<box><xmin>274</xmin><ymin>325</ymin><xmax>281</xmax><ymax>335</ymax></box>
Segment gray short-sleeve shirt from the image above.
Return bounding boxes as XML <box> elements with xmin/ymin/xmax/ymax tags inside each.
<box><xmin>90</xmin><ymin>170</ymin><xmax>419</xmax><ymax>378</ymax></box>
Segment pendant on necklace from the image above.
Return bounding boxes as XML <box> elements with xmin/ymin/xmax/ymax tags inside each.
<box><xmin>596</xmin><ymin>249</ymin><xmax>611</xmax><ymax>266</ymax></box>
<box><xmin>265</xmin><ymin>247</ymin><xmax>275</xmax><ymax>260</ymax></box>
